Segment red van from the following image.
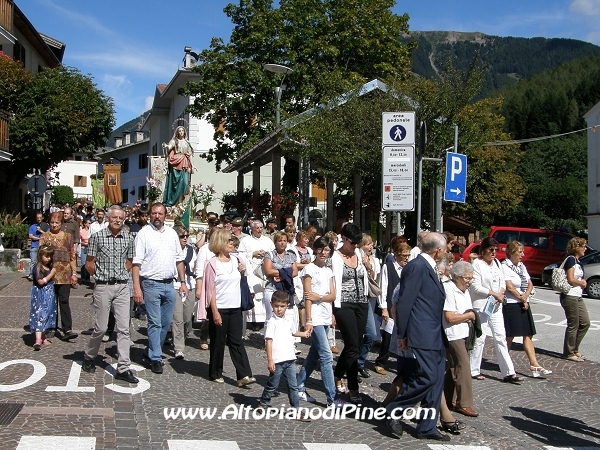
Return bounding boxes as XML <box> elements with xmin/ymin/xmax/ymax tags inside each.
<box><xmin>487</xmin><ymin>226</ymin><xmax>574</xmax><ymax>278</ymax></box>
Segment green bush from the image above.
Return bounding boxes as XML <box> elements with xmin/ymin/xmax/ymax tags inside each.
<box><xmin>0</xmin><ymin>211</ymin><xmax>28</xmax><ymax>249</ymax></box>
<box><xmin>50</xmin><ymin>185</ymin><xmax>74</xmax><ymax>206</ymax></box>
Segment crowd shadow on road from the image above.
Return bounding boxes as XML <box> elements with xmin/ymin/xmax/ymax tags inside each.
<box><xmin>505</xmin><ymin>406</ymin><xmax>600</xmax><ymax>446</ymax></box>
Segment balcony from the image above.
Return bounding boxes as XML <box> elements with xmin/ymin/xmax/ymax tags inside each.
<box><xmin>0</xmin><ymin>0</ymin><xmax>12</xmax><ymax>34</ymax></box>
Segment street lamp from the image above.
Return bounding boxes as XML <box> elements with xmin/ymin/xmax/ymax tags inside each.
<box><xmin>263</xmin><ymin>64</ymin><xmax>293</xmax><ymax>126</ymax></box>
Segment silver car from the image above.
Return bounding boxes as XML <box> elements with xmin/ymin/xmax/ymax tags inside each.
<box><xmin>543</xmin><ymin>250</ymin><xmax>600</xmax><ymax>298</ymax></box>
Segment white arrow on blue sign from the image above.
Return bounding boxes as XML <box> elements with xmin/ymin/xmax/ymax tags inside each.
<box><xmin>444</xmin><ymin>152</ymin><xmax>467</xmax><ymax>203</ymax></box>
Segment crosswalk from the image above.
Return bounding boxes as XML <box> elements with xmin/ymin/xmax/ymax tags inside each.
<box><xmin>14</xmin><ymin>436</ymin><xmax>600</xmax><ymax>450</ymax></box>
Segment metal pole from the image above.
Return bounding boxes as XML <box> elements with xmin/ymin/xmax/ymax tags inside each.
<box><xmin>397</xmin><ymin>212</ymin><xmax>402</xmax><ymax>236</ymax></box>
<box><xmin>275</xmin><ymin>86</ymin><xmax>281</xmax><ymax>126</ymax></box>
<box><xmin>454</xmin><ymin>124</ymin><xmax>458</xmax><ymax>152</ymax></box>
<box><xmin>416</xmin><ymin>157</ymin><xmax>423</xmax><ymax>241</ymax></box>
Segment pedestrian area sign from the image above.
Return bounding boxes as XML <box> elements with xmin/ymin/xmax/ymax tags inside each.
<box><xmin>381</xmin><ymin>112</ymin><xmax>416</xmax><ymax>211</ymax></box>
<box><xmin>382</xmin><ymin>146</ymin><xmax>415</xmax><ymax>211</ymax></box>
<box><xmin>444</xmin><ymin>151</ymin><xmax>467</xmax><ymax>203</ymax></box>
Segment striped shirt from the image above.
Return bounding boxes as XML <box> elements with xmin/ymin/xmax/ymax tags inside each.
<box><xmin>87</xmin><ymin>227</ymin><xmax>135</xmax><ymax>282</ymax></box>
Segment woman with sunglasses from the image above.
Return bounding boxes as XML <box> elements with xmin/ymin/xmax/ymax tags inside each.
<box><xmin>171</xmin><ymin>226</ymin><xmax>196</xmax><ymax>360</ymax></box>
<box><xmin>469</xmin><ymin>237</ymin><xmax>522</xmax><ymax>384</ymax></box>
<box><xmin>331</xmin><ymin>223</ymin><xmax>369</xmax><ymax>403</ymax></box>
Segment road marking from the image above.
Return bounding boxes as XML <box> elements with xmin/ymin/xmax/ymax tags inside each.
<box><xmin>168</xmin><ymin>440</ymin><xmax>240</xmax><ymax>449</ymax></box>
<box><xmin>304</xmin><ymin>445</ymin><xmax>371</xmax><ymax>449</ymax></box>
<box><xmin>16</xmin><ymin>436</ymin><xmax>95</xmax><ymax>449</ymax></box>
<box><xmin>427</xmin><ymin>446</ymin><xmax>493</xmax><ymax>450</ymax></box>
<box><xmin>0</xmin><ymin>359</ymin><xmax>46</xmax><ymax>392</ymax></box>
<box><xmin>46</xmin><ymin>361</ymin><xmax>94</xmax><ymax>393</ymax></box>
<box><xmin>544</xmin><ymin>446</ymin><xmax>600</xmax><ymax>449</ymax></box>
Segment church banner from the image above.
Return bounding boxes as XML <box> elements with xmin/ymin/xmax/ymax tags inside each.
<box><xmin>103</xmin><ymin>164</ymin><xmax>122</xmax><ymax>205</ymax></box>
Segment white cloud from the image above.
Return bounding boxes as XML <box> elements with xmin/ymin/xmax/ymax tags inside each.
<box><xmin>144</xmin><ymin>96</ymin><xmax>154</xmax><ymax>112</ymax></box>
<box><xmin>39</xmin><ymin>0</ymin><xmax>116</xmax><ymax>36</ymax></box>
<box><xmin>68</xmin><ymin>49</ymin><xmax>176</xmax><ymax>79</ymax></box>
<box><xmin>570</xmin><ymin>0</ymin><xmax>600</xmax><ymax>17</ymax></box>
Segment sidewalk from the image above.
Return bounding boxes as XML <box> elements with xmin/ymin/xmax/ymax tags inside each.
<box><xmin>0</xmin><ymin>275</ymin><xmax>599</xmax><ymax>449</ymax></box>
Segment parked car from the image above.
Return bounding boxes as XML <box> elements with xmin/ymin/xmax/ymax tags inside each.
<box><xmin>460</xmin><ymin>241</ymin><xmax>481</xmax><ymax>262</ymax></box>
<box><xmin>449</xmin><ymin>240</ymin><xmax>466</xmax><ymax>262</ymax></box>
<box><xmin>542</xmin><ymin>250</ymin><xmax>600</xmax><ymax>298</ymax></box>
<box><xmin>488</xmin><ymin>226</ymin><xmax>575</xmax><ymax>278</ymax></box>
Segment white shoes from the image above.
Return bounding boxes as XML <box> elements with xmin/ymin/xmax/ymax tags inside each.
<box><xmin>530</xmin><ymin>366</ymin><xmax>552</xmax><ymax>377</ymax></box>
<box><xmin>175</xmin><ymin>351</ymin><xmax>184</xmax><ymax>360</ymax></box>
<box><xmin>298</xmin><ymin>390</ymin><xmax>316</xmax><ymax>403</ymax></box>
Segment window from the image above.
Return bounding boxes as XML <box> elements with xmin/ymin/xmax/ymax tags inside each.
<box><xmin>553</xmin><ymin>234</ymin><xmax>570</xmax><ymax>252</ymax></box>
<box><xmin>74</xmin><ymin>175</ymin><xmax>87</xmax><ymax>187</ymax></box>
<box><xmin>121</xmin><ymin>157</ymin><xmax>129</xmax><ymax>173</ymax></box>
<box><xmin>519</xmin><ymin>232</ymin><xmax>548</xmax><ymax>248</ymax></box>
<box><xmin>121</xmin><ymin>188</ymin><xmax>129</xmax><ymax>204</ymax></box>
<box><xmin>138</xmin><ymin>153</ymin><xmax>148</xmax><ymax>169</ymax></box>
<box><xmin>138</xmin><ymin>186</ymin><xmax>147</xmax><ymax>201</ymax></box>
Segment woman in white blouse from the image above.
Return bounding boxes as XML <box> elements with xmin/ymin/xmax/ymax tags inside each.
<box><xmin>502</xmin><ymin>240</ymin><xmax>551</xmax><ymax>377</ymax></box>
<box><xmin>469</xmin><ymin>237</ymin><xmax>522</xmax><ymax>384</ymax></box>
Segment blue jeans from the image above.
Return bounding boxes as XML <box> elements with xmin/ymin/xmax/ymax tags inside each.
<box><xmin>29</xmin><ymin>247</ymin><xmax>38</xmax><ymax>278</ymax></box>
<box><xmin>260</xmin><ymin>359</ymin><xmax>299</xmax><ymax>408</ymax></box>
<box><xmin>297</xmin><ymin>324</ymin><xmax>336</xmax><ymax>403</ymax></box>
<box><xmin>358</xmin><ymin>301</ymin><xmax>377</xmax><ymax>368</ymax></box>
<box><xmin>80</xmin><ymin>247</ymin><xmax>90</xmax><ymax>281</ymax></box>
<box><xmin>141</xmin><ymin>279</ymin><xmax>176</xmax><ymax>361</ymax></box>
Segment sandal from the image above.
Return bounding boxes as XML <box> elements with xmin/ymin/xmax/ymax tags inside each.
<box><xmin>502</xmin><ymin>375</ymin><xmax>524</xmax><ymax>384</ymax></box>
<box><xmin>565</xmin><ymin>355</ymin><xmax>584</xmax><ymax>362</ymax></box>
<box><xmin>41</xmin><ymin>339</ymin><xmax>52</xmax><ymax>347</ymax></box>
<box><xmin>441</xmin><ymin>420</ymin><xmax>465</xmax><ymax>435</ymax></box>
<box><xmin>575</xmin><ymin>353</ymin><xmax>586</xmax><ymax>361</ymax></box>
<box><xmin>200</xmin><ymin>343</ymin><xmax>209</xmax><ymax>350</ymax></box>
<box><xmin>335</xmin><ymin>378</ymin><xmax>347</xmax><ymax>394</ymax></box>
<box><xmin>33</xmin><ymin>341</ymin><xmax>42</xmax><ymax>351</ymax></box>
<box><xmin>472</xmin><ymin>374</ymin><xmax>485</xmax><ymax>380</ymax></box>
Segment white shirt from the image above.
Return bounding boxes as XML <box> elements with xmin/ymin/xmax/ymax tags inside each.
<box><xmin>502</xmin><ymin>260</ymin><xmax>530</xmax><ymax>304</ymax></box>
<box><xmin>379</xmin><ymin>259</ymin><xmax>402</xmax><ymax>310</ymax></box>
<box><xmin>238</xmin><ymin>233</ymin><xmax>275</xmax><ymax>263</ymax></box>
<box><xmin>408</xmin><ymin>246</ymin><xmax>421</xmax><ymax>261</ymax></box>
<box><xmin>470</xmin><ymin>258</ymin><xmax>505</xmax><ymax>309</ymax></box>
<box><xmin>133</xmin><ymin>223</ymin><xmax>185</xmax><ymax>280</ymax></box>
<box><xmin>89</xmin><ymin>220</ymin><xmax>108</xmax><ymax>236</ymax></box>
<box><xmin>194</xmin><ymin>243</ymin><xmax>215</xmax><ymax>279</ymax></box>
<box><xmin>214</xmin><ymin>258</ymin><xmax>242</xmax><ymax>309</ymax></box>
<box><xmin>443</xmin><ymin>281</ymin><xmax>473</xmax><ymax>341</ymax></box>
<box><xmin>264</xmin><ymin>314</ymin><xmax>296</xmax><ymax>363</ymax></box>
<box><xmin>301</xmin><ymin>263</ymin><xmax>333</xmax><ymax>326</ymax></box>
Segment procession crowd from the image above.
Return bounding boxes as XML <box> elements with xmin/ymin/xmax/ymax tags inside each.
<box><xmin>25</xmin><ymin>203</ymin><xmax>591</xmax><ymax>441</ymax></box>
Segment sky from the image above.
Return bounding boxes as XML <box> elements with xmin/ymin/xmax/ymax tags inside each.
<box><xmin>17</xmin><ymin>0</ymin><xmax>600</xmax><ymax>128</ymax></box>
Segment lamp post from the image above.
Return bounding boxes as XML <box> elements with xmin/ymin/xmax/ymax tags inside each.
<box><xmin>263</xmin><ymin>64</ymin><xmax>309</xmax><ymax>229</ymax></box>
<box><xmin>263</xmin><ymin>64</ymin><xmax>293</xmax><ymax>127</ymax></box>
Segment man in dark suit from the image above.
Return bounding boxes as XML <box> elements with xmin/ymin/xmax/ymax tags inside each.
<box><xmin>385</xmin><ymin>232</ymin><xmax>450</xmax><ymax>441</ymax></box>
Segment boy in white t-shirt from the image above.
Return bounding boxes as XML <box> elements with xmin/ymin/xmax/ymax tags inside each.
<box><xmin>257</xmin><ymin>290</ymin><xmax>310</xmax><ymax>420</ymax></box>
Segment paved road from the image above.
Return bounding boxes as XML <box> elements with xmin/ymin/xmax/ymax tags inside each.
<box><xmin>0</xmin><ymin>271</ymin><xmax>599</xmax><ymax>449</ymax></box>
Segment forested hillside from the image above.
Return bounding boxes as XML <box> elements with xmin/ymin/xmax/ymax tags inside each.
<box><xmin>493</xmin><ymin>55</ymin><xmax>600</xmax><ymax>232</ymax></box>
<box><xmin>405</xmin><ymin>31</ymin><xmax>600</xmax><ymax>98</ymax></box>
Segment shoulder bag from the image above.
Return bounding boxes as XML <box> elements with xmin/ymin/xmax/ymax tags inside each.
<box><xmin>551</xmin><ymin>257</ymin><xmax>573</xmax><ymax>294</ymax></box>
<box><xmin>236</xmin><ymin>255</ymin><xmax>255</xmax><ymax>311</ymax></box>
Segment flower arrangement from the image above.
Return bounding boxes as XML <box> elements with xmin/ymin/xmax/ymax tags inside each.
<box><xmin>190</xmin><ymin>183</ymin><xmax>217</xmax><ymax>220</ymax></box>
<box><xmin>272</xmin><ymin>187</ymin><xmax>299</xmax><ymax>217</ymax></box>
<box><xmin>146</xmin><ymin>177</ymin><xmax>162</xmax><ymax>204</ymax></box>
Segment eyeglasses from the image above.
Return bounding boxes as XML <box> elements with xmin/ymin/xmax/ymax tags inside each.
<box><xmin>460</xmin><ymin>276</ymin><xmax>474</xmax><ymax>281</ymax></box>
<box><xmin>395</xmin><ymin>253</ymin><xmax>411</xmax><ymax>259</ymax></box>
<box><xmin>487</xmin><ymin>248</ymin><xmax>498</xmax><ymax>253</ymax></box>
<box><xmin>345</xmin><ymin>237</ymin><xmax>359</xmax><ymax>245</ymax></box>
<box><xmin>179</xmin><ymin>235</ymin><xmax>189</xmax><ymax>238</ymax></box>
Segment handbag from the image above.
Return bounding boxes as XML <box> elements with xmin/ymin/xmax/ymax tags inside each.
<box><xmin>240</xmin><ymin>274</ymin><xmax>255</xmax><ymax>311</ymax></box>
<box><xmin>192</xmin><ymin>301</ymin><xmax>206</xmax><ymax>329</ymax></box>
<box><xmin>551</xmin><ymin>257</ymin><xmax>572</xmax><ymax>294</ymax></box>
<box><xmin>367</xmin><ymin>274</ymin><xmax>382</xmax><ymax>298</ymax></box>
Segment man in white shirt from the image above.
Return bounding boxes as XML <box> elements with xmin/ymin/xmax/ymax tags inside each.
<box><xmin>238</xmin><ymin>220</ymin><xmax>275</xmax><ymax>327</ymax></box>
<box><xmin>89</xmin><ymin>209</ymin><xmax>108</xmax><ymax>236</ymax></box>
<box><xmin>231</xmin><ymin>217</ymin><xmax>249</xmax><ymax>241</ymax></box>
<box><xmin>132</xmin><ymin>203</ymin><xmax>188</xmax><ymax>374</ymax></box>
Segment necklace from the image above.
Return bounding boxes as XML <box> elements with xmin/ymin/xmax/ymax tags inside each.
<box><xmin>217</xmin><ymin>257</ymin><xmax>234</xmax><ymax>273</ymax></box>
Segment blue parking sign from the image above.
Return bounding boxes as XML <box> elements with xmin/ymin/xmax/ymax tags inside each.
<box><xmin>444</xmin><ymin>152</ymin><xmax>467</xmax><ymax>203</ymax></box>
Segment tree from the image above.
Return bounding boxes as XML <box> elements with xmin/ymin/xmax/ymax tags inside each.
<box><xmin>181</xmin><ymin>0</ymin><xmax>414</xmax><ymax>171</ymax></box>
<box><xmin>0</xmin><ymin>54</ymin><xmax>31</xmax><ymax>113</ymax></box>
<box><xmin>284</xmin><ymin>61</ymin><xmax>523</xmax><ymax>229</ymax></box>
<box><xmin>50</xmin><ymin>185</ymin><xmax>74</xmax><ymax>206</ymax></box>
<box><xmin>0</xmin><ymin>66</ymin><xmax>114</xmax><ymax>210</ymax></box>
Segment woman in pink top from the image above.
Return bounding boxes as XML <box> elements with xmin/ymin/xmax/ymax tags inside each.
<box><xmin>79</xmin><ymin>217</ymin><xmax>91</xmax><ymax>283</ymax></box>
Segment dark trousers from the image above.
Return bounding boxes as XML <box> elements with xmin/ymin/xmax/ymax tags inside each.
<box><xmin>208</xmin><ymin>308</ymin><xmax>252</xmax><ymax>381</ymax></box>
<box><xmin>375</xmin><ymin>329</ymin><xmax>392</xmax><ymax>367</ymax></box>
<box><xmin>54</xmin><ymin>284</ymin><xmax>72</xmax><ymax>332</ymax></box>
<box><xmin>333</xmin><ymin>302</ymin><xmax>368</xmax><ymax>391</ymax></box>
<box><xmin>386</xmin><ymin>347</ymin><xmax>445</xmax><ymax>437</ymax></box>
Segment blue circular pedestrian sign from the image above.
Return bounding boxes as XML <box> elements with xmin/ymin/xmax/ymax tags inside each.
<box><xmin>389</xmin><ymin>125</ymin><xmax>406</xmax><ymax>142</ymax></box>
